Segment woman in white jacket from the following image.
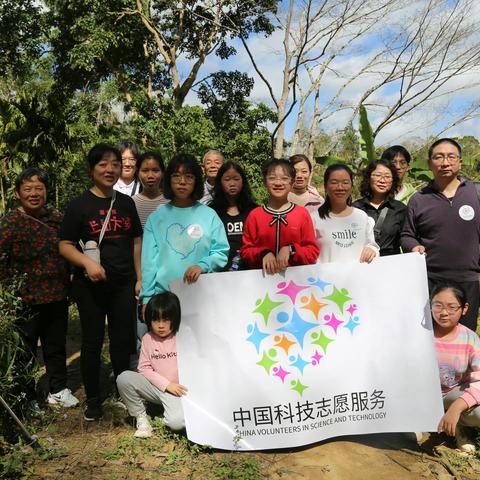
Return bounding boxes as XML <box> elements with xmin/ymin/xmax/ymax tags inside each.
<box><xmin>311</xmin><ymin>163</ymin><xmax>379</xmax><ymax>264</ymax></box>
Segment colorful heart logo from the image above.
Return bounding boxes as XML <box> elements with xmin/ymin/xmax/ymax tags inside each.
<box><xmin>166</xmin><ymin>223</ymin><xmax>201</xmax><ymax>259</ymax></box>
<box><xmin>246</xmin><ymin>277</ymin><xmax>361</xmax><ymax>396</ymax></box>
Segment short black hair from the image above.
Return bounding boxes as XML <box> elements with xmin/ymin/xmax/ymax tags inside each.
<box><xmin>210</xmin><ymin>161</ymin><xmax>257</xmax><ymax>214</ymax></box>
<box><xmin>430</xmin><ymin>281</ymin><xmax>467</xmax><ymax>308</ymax></box>
<box><xmin>144</xmin><ymin>292</ymin><xmax>182</xmax><ymax>334</ymax></box>
<box><xmin>359</xmin><ymin>159</ymin><xmax>399</xmax><ymax>200</ymax></box>
<box><xmin>262</xmin><ymin>158</ymin><xmax>295</xmax><ymax>179</ymax></box>
<box><xmin>317</xmin><ymin>163</ymin><xmax>354</xmax><ymax>219</ymax></box>
<box><xmin>117</xmin><ymin>140</ymin><xmax>140</xmax><ymax>159</ymax></box>
<box><xmin>163</xmin><ymin>154</ymin><xmax>204</xmax><ymax>201</ymax></box>
<box><xmin>137</xmin><ymin>151</ymin><xmax>165</xmax><ymax>173</ymax></box>
<box><xmin>428</xmin><ymin>138</ymin><xmax>462</xmax><ymax>159</ymax></box>
<box><xmin>87</xmin><ymin>143</ymin><xmax>121</xmax><ymax>170</ymax></box>
<box><xmin>380</xmin><ymin>145</ymin><xmax>411</xmax><ymax>164</ymax></box>
<box><xmin>15</xmin><ymin>167</ymin><xmax>49</xmax><ymax>191</ymax></box>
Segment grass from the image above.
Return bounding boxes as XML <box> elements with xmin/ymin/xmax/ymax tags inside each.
<box><xmin>98</xmin><ymin>418</ymin><xmax>263</xmax><ymax>479</ymax></box>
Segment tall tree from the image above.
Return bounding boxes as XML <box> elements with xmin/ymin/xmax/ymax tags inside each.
<box><xmin>46</xmin><ymin>0</ymin><xmax>278</xmax><ymax>111</ymax></box>
<box><xmin>243</xmin><ymin>0</ymin><xmax>395</xmax><ymax>158</ymax></box>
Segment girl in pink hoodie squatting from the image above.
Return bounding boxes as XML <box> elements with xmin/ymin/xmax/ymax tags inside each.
<box><xmin>116</xmin><ymin>292</ymin><xmax>187</xmax><ymax>438</ymax></box>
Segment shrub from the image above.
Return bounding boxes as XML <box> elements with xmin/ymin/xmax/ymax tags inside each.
<box><xmin>0</xmin><ymin>279</ymin><xmax>37</xmax><ymax>442</ymax></box>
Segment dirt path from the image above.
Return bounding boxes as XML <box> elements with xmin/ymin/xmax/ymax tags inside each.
<box><xmin>259</xmin><ymin>434</ymin><xmax>475</xmax><ymax>480</ymax></box>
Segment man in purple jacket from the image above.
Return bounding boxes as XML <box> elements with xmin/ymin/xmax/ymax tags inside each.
<box><xmin>401</xmin><ymin>138</ymin><xmax>480</xmax><ymax>331</ymax></box>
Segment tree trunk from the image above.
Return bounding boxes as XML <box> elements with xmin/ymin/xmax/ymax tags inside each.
<box><xmin>273</xmin><ymin>0</ymin><xmax>295</xmax><ymax>158</ymax></box>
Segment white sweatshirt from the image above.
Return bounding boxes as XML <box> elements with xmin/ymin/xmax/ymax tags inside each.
<box><xmin>311</xmin><ymin>207</ymin><xmax>379</xmax><ymax>263</ymax></box>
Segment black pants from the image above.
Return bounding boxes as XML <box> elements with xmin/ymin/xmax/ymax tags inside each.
<box><xmin>428</xmin><ymin>277</ymin><xmax>479</xmax><ymax>332</ymax></box>
<box><xmin>18</xmin><ymin>300</ymin><xmax>69</xmax><ymax>399</ymax></box>
<box><xmin>72</xmin><ymin>277</ymin><xmax>136</xmax><ymax>400</ymax></box>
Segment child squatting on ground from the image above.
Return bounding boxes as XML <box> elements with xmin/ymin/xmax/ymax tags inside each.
<box><xmin>116</xmin><ymin>292</ymin><xmax>187</xmax><ymax>438</ymax></box>
<box><xmin>432</xmin><ymin>282</ymin><xmax>480</xmax><ymax>453</ymax></box>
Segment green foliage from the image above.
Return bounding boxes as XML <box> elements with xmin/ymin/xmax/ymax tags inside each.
<box><xmin>455</xmin><ymin>135</ymin><xmax>480</xmax><ymax>169</ymax></box>
<box><xmin>46</xmin><ymin>0</ymin><xmax>158</xmax><ymax>95</ymax></box>
<box><xmin>0</xmin><ymin>437</ymin><xmax>34</xmax><ymax>479</ymax></box>
<box><xmin>0</xmin><ymin>280</ymin><xmax>37</xmax><ymax>443</ymax></box>
<box><xmin>0</xmin><ymin>0</ymin><xmax>45</xmax><ymax>78</ymax></box>
<box><xmin>212</xmin><ymin>456</ymin><xmax>262</xmax><ymax>480</ymax></box>
<box><xmin>409</xmin><ymin>157</ymin><xmax>433</xmax><ymax>182</ymax></box>
<box><xmin>358</xmin><ymin>105</ymin><xmax>376</xmax><ymax>165</ymax></box>
<box><xmin>45</xmin><ymin>0</ymin><xmax>278</xmax><ymax>109</ymax></box>
<box><xmin>339</xmin><ymin>123</ymin><xmax>360</xmax><ymax>165</ymax></box>
<box><xmin>198</xmin><ymin>71</ymin><xmax>255</xmax><ymax>129</ymax></box>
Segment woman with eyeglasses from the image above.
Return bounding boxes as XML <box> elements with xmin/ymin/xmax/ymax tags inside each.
<box><xmin>311</xmin><ymin>163</ymin><xmax>379</xmax><ymax>264</ymax></box>
<box><xmin>140</xmin><ymin>154</ymin><xmax>229</xmax><ymax>306</ymax></box>
<box><xmin>353</xmin><ymin>160</ymin><xmax>406</xmax><ymax>256</ymax></box>
<box><xmin>430</xmin><ymin>282</ymin><xmax>480</xmax><ymax>454</ymax></box>
<box><xmin>114</xmin><ymin>141</ymin><xmax>142</xmax><ymax>196</ymax></box>
<box><xmin>380</xmin><ymin>145</ymin><xmax>416</xmax><ymax>205</ymax></box>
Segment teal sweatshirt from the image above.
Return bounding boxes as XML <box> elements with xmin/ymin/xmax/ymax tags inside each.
<box><xmin>141</xmin><ymin>202</ymin><xmax>229</xmax><ymax>303</ymax></box>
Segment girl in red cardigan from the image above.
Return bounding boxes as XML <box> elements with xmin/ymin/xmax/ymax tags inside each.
<box><xmin>240</xmin><ymin>158</ymin><xmax>319</xmax><ymax>274</ymax></box>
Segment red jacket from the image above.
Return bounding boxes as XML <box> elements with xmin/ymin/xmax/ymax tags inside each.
<box><xmin>240</xmin><ymin>204</ymin><xmax>319</xmax><ymax>268</ymax></box>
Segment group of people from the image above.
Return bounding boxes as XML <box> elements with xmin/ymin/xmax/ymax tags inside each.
<box><xmin>1</xmin><ymin>138</ymin><xmax>479</xmax><ymax>450</ymax></box>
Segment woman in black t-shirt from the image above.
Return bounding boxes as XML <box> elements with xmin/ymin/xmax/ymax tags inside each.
<box><xmin>59</xmin><ymin>143</ymin><xmax>143</xmax><ymax>421</ymax></box>
<box><xmin>353</xmin><ymin>159</ymin><xmax>406</xmax><ymax>256</ymax></box>
<box><xmin>209</xmin><ymin>161</ymin><xmax>257</xmax><ymax>270</ymax></box>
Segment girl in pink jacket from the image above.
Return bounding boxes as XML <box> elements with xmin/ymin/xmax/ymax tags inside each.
<box><xmin>117</xmin><ymin>292</ymin><xmax>187</xmax><ymax>438</ymax></box>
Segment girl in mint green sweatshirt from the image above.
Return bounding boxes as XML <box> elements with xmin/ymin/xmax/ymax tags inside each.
<box><xmin>140</xmin><ymin>154</ymin><xmax>229</xmax><ymax>304</ymax></box>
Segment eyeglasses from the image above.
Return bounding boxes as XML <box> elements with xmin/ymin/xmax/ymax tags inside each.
<box><xmin>266</xmin><ymin>176</ymin><xmax>292</xmax><ymax>184</ymax></box>
<box><xmin>371</xmin><ymin>173</ymin><xmax>393</xmax><ymax>182</ymax></box>
<box><xmin>431</xmin><ymin>302</ymin><xmax>462</xmax><ymax>314</ymax></box>
<box><xmin>431</xmin><ymin>154</ymin><xmax>460</xmax><ymax>163</ymax></box>
<box><xmin>171</xmin><ymin>173</ymin><xmax>196</xmax><ymax>184</ymax></box>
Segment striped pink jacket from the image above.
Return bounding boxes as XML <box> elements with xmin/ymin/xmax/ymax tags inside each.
<box><xmin>435</xmin><ymin>324</ymin><xmax>480</xmax><ymax>408</ymax></box>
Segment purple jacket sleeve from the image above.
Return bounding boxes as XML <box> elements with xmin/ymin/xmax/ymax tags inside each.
<box><xmin>400</xmin><ymin>195</ymin><xmax>422</xmax><ymax>252</ymax></box>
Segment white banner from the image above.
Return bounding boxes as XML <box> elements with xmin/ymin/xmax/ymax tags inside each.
<box><xmin>171</xmin><ymin>253</ymin><xmax>444</xmax><ymax>451</ymax></box>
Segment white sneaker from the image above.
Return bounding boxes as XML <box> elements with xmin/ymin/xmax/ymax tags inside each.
<box><xmin>134</xmin><ymin>413</ymin><xmax>153</xmax><ymax>438</ymax></box>
<box><xmin>47</xmin><ymin>388</ymin><xmax>79</xmax><ymax>408</ymax></box>
<box><xmin>455</xmin><ymin>425</ymin><xmax>476</xmax><ymax>454</ymax></box>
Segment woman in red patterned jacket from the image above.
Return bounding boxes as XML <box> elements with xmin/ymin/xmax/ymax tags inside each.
<box><xmin>0</xmin><ymin>168</ymin><xmax>79</xmax><ymax>410</ymax></box>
